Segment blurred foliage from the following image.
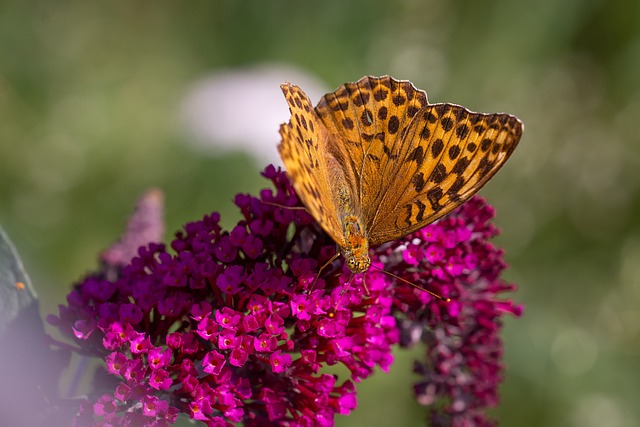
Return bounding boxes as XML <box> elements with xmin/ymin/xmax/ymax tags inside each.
<box><xmin>1</xmin><ymin>0</ymin><xmax>640</xmax><ymax>426</ymax></box>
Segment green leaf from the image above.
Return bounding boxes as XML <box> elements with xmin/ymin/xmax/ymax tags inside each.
<box><xmin>0</xmin><ymin>227</ymin><xmax>71</xmax><ymax>425</ymax></box>
<box><xmin>0</xmin><ymin>226</ymin><xmax>38</xmax><ymax>336</ymax></box>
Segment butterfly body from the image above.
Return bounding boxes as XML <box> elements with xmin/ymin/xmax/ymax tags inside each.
<box><xmin>278</xmin><ymin>76</ymin><xmax>522</xmax><ymax>275</ymax></box>
<box><xmin>326</xmin><ymin>152</ymin><xmax>371</xmax><ymax>273</ymax></box>
<box><xmin>339</xmin><ymin>215</ymin><xmax>371</xmax><ymax>273</ymax></box>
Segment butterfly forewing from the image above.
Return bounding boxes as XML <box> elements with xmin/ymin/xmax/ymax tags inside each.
<box><xmin>278</xmin><ymin>83</ymin><xmax>346</xmax><ymax>247</ymax></box>
<box><xmin>368</xmin><ymin>103</ymin><xmax>522</xmax><ymax>244</ymax></box>
<box><xmin>315</xmin><ymin>77</ymin><xmax>430</xmax><ymax>232</ymax></box>
<box><xmin>311</xmin><ymin>76</ymin><xmax>522</xmax><ymax>246</ymax></box>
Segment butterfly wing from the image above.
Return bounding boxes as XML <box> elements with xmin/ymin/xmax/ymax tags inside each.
<box><xmin>315</xmin><ymin>76</ymin><xmax>429</xmax><ymax>231</ymax></box>
<box><xmin>367</xmin><ymin>103</ymin><xmax>522</xmax><ymax>243</ymax></box>
<box><xmin>315</xmin><ymin>76</ymin><xmax>523</xmax><ymax>245</ymax></box>
<box><xmin>278</xmin><ymin>83</ymin><xmax>347</xmax><ymax>247</ymax></box>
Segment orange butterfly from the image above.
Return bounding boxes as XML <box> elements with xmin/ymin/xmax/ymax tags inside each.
<box><xmin>278</xmin><ymin>76</ymin><xmax>522</xmax><ymax>276</ymax></box>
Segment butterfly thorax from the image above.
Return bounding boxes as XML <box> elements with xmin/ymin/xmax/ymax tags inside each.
<box><xmin>324</xmin><ymin>153</ymin><xmax>371</xmax><ymax>273</ymax></box>
<box><xmin>340</xmin><ymin>215</ymin><xmax>371</xmax><ymax>273</ymax></box>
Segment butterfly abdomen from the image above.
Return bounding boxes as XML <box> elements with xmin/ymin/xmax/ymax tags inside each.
<box><xmin>322</xmin><ymin>154</ymin><xmax>371</xmax><ymax>273</ymax></box>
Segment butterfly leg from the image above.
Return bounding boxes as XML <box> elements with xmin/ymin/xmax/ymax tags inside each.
<box><xmin>308</xmin><ymin>250</ymin><xmax>340</xmax><ymax>294</ymax></box>
<box><xmin>362</xmin><ymin>274</ymin><xmax>370</xmax><ymax>296</ymax></box>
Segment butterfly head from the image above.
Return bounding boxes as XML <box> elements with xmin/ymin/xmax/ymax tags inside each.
<box><xmin>343</xmin><ymin>249</ymin><xmax>371</xmax><ymax>273</ymax></box>
<box><xmin>340</xmin><ymin>215</ymin><xmax>371</xmax><ymax>273</ymax></box>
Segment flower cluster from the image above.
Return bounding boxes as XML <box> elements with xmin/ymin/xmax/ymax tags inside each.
<box><xmin>49</xmin><ymin>166</ymin><xmax>398</xmax><ymax>426</ymax></box>
<box><xmin>378</xmin><ymin>197</ymin><xmax>522</xmax><ymax>427</ymax></box>
<box><xmin>48</xmin><ymin>165</ymin><xmax>520</xmax><ymax>427</ymax></box>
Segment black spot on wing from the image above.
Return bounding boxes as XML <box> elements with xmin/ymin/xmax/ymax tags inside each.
<box><xmin>412</xmin><ymin>172</ymin><xmax>425</xmax><ymax>192</ymax></box>
<box><xmin>403</xmin><ymin>203</ymin><xmax>413</xmax><ymax>226</ymax></box>
<box><xmin>441</xmin><ymin>117</ymin><xmax>454</xmax><ymax>132</ymax></box>
<box><xmin>427</xmin><ymin>187</ymin><xmax>443</xmax><ymax>212</ymax></box>
<box><xmin>374</xmin><ymin>88</ymin><xmax>388</xmax><ymax>101</ymax></box>
<box><xmin>455</xmin><ymin>124</ymin><xmax>470</xmax><ymax>138</ymax></box>
<box><xmin>408</xmin><ymin>146</ymin><xmax>425</xmax><ymax>166</ymax></box>
<box><xmin>431</xmin><ymin>139</ymin><xmax>444</xmax><ymax>157</ymax></box>
<box><xmin>361</xmin><ymin>109</ymin><xmax>373</xmax><ymax>126</ymax></box>
<box><xmin>415</xmin><ymin>200</ymin><xmax>426</xmax><ymax>222</ymax></box>
<box><xmin>448</xmin><ymin>145</ymin><xmax>461</xmax><ymax>160</ymax></box>
<box><xmin>420</xmin><ymin>126</ymin><xmax>431</xmax><ymax>139</ymax></box>
<box><xmin>388</xmin><ymin>116</ymin><xmax>400</xmax><ymax>134</ymax></box>
<box><xmin>382</xmin><ymin>143</ymin><xmax>398</xmax><ymax>160</ymax></box>
<box><xmin>452</xmin><ymin>157</ymin><xmax>470</xmax><ymax>174</ymax></box>
<box><xmin>430</xmin><ymin>164</ymin><xmax>447</xmax><ymax>183</ymax></box>
<box><xmin>448</xmin><ymin>176</ymin><xmax>465</xmax><ymax>195</ymax></box>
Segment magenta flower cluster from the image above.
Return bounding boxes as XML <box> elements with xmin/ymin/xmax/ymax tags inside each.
<box><xmin>48</xmin><ymin>165</ymin><xmax>521</xmax><ymax>427</ymax></box>
<box><xmin>380</xmin><ymin>196</ymin><xmax>522</xmax><ymax>427</ymax></box>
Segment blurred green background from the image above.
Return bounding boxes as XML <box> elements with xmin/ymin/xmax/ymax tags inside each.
<box><xmin>2</xmin><ymin>0</ymin><xmax>640</xmax><ymax>426</ymax></box>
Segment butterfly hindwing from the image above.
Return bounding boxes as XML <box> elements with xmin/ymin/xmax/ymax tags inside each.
<box><xmin>278</xmin><ymin>83</ymin><xmax>346</xmax><ymax>247</ymax></box>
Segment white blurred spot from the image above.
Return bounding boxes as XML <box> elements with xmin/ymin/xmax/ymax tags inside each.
<box><xmin>550</xmin><ymin>327</ymin><xmax>598</xmax><ymax>376</ymax></box>
<box><xmin>179</xmin><ymin>64</ymin><xmax>328</xmax><ymax>165</ymax></box>
<box><xmin>570</xmin><ymin>395</ymin><xmax>627</xmax><ymax>427</ymax></box>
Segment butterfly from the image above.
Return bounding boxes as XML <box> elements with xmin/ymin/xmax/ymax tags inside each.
<box><xmin>278</xmin><ymin>76</ymin><xmax>522</xmax><ymax>276</ymax></box>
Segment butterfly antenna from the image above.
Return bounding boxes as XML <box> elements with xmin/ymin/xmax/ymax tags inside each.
<box><xmin>370</xmin><ymin>264</ymin><xmax>450</xmax><ymax>302</ymax></box>
<box><xmin>362</xmin><ymin>274</ymin><xmax>370</xmax><ymax>296</ymax></box>
<box><xmin>261</xmin><ymin>200</ymin><xmax>307</xmax><ymax>210</ymax></box>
